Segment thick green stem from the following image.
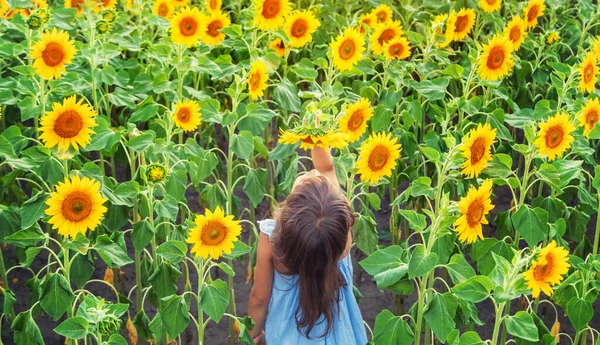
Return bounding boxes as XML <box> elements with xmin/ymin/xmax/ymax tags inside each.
<box><xmin>413</xmin><ymin>274</ymin><xmax>429</xmax><ymax>345</ymax></box>
<box><xmin>593</xmin><ymin>192</ymin><xmax>600</xmax><ymax>256</ymax></box>
<box><xmin>226</xmin><ymin>126</ymin><xmax>237</xmax><ymax>345</ymax></box>
<box><xmin>198</xmin><ymin>260</ymin><xmax>205</xmax><ymax>345</ymax></box>
<box><xmin>490</xmin><ymin>302</ymin><xmax>506</xmax><ymax>345</ymax></box>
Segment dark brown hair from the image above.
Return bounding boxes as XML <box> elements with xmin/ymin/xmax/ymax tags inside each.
<box><xmin>271</xmin><ymin>175</ymin><xmax>354</xmax><ymax>338</ymax></box>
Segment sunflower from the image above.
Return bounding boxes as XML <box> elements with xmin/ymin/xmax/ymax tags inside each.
<box><xmin>578</xmin><ymin>98</ymin><xmax>600</xmax><ymax>136</ymax></box>
<box><xmin>93</xmin><ymin>0</ymin><xmax>116</xmax><ymax>13</ymax></box>
<box><xmin>153</xmin><ymin>0</ymin><xmax>174</xmax><ymax>19</ymax></box>
<box><xmin>459</xmin><ymin>123</ymin><xmax>497</xmax><ymax>178</ymax></box>
<box><xmin>578</xmin><ymin>52</ymin><xmax>598</xmax><ymax>94</ymax></box>
<box><xmin>436</xmin><ymin>14</ymin><xmax>456</xmax><ymax>48</ymax></box>
<box><xmin>477</xmin><ymin>34</ymin><xmax>514</xmax><ymax>81</ymax></box>
<box><xmin>202</xmin><ymin>10</ymin><xmax>230</xmax><ymax>46</ymax></box>
<box><xmin>546</xmin><ymin>32</ymin><xmax>559</xmax><ymax>44</ymax></box>
<box><xmin>432</xmin><ymin>14</ymin><xmax>447</xmax><ymax>36</ymax></box>
<box><xmin>523</xmin><ymin>241</ymin><xmax>570</xmax><ymax>298</ymax></box>
<box><xmin>338</xmin><ymin>98</ymin><xmax>374</xmax><ymax>142</ymax></box>
<box><xmin>146</xmin><ymin>163</ymin><xmax>168</xmax><ymax>184</ymax></box>
<box><xmin>450</xmin><ymin>8</ymin><xmax>475</xmax><ymax>41</ymax></box>
<box><xmin>330</xmin><ymin>27</ymin><xmax>366</xmax><ymax>71</ymax></box>
<box><xmin>45</xmin><ymin>175</ymin><xmax>108</xmax><ymax>238</ymax></box>
<box><xmin>247</xmin><ymin>60</ymin><xmax>269</xmax><ymax>100</ymax></box>
<box><xmin>254</xmin><ymin>0</ymin><xmax>291</xmax><ymax>31</ymax></box>
<box><xmin>0</xmin><ymin>0</ymin><xmax>9</xmax><ymax>17</ymax></box>
<box><xmin>383</xmin><ymin>36</ymin><xmax>411</xmax><ymax>60</ymax></box>
<box><xmin>453</xmin><ymin>179</ymin><xmax>494</xmax><ymax>244</ymax></box>
<box><xmin>279</xmin><ymin>130</ymin><xmax>348</xmax><ymax>150</ymax></box>
<box><xmin>31</xmin><ymin>28</ymin><xmax>77</xmax><ymax>80</ymax></box>
<box><xmin>172</xmin><ymin>99</ymin><xmax>202</xmax><ymax>132</ymax></box>
<box><xmin>186</xmin><ymin>206</ymin><xmax>241</xmax><ymax>260</ymax></box>
<box><xmin>534</xmin><ymin>112</ymin><xmax>576</xmax><ymax>161</ymax></box>
<box><xmin>370</xmin><ymin>20</ymin><xmax>403</xmax><ymax>55</ymax></box>
<box><xmin>39</xmin><ymin>96</ymin><xmax>97</xmax><ymax>152</ymax></box>
<box><xmin>592</xmin><ymin>36</ymin><xmax>600</xmax><ymax>57</ymax></box>
<box><xmin>125</xmin><ymin>0</ymin><xmax>140</xmax><ymax>13</ymax></box>
<box><xmin>356</xmin><ymin>132</ymin><xmax>402</xmax><ymax>184</ymax></box>
<box><xmin>269</xmin><ymin>38</ymin><xmax>287</xmax><ymax>57</ymax></box>
<box><xmin>172</xmin><ymin>0</ymin><xmax>188</xmax><ymax>7</ymax></box>
<box><xmin>504</xmin><ymin>16</ymin><xmax>526</xmax><ymax>50</ymax></box>
<box><xmin>524</xmin><ymin>0</ymin><xmax>545</xmax><ymax>30</ymax></box>
<box><xmin>64</xmin><ymin>0</ymin><xmax>86</xmax><ymax>16</ymax></box>
<box><xmin>284</xmin><ymin>10</ymin><xmax>320</xmax><ymax>48</ymax></box>
<box><xmin>169</xmin><ymin>7</ymin><xmax>207</xmax><ymax>47</ymax></box>
<box><xmin>371</xmin><ymin>4</ymin><xmax>392</xmax><ymax>24</ymax></box>
<box><xmin>357</xmin><ymin>12</ymin><xmax>375</xmax><ymax>35</ymax></box>
<box><xmin>479</xmin><ymin>0</ymin><xmax>501</xmax><ymax>13</ymax></box>
<box><xmin>206</xmin><ymin>0</ymin><xmax>221</xmax><ymax>13</ymax></box>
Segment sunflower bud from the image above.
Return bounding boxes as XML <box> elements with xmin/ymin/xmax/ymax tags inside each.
<box><xmin>145</xmin><ymin>163</ymin><xmax>168</xmax><ymax>184</ymax></box>
<box><xmin>26</xmin><ymin>11</ymin><xmax>44</xmax><ymax>30</ymax></box>
<box><xmin>96</xmin><ymin>20</ymin><xmax>111</xmax><ymax>34</ymax></box>
<box><xmin>55</xmin><ymin>151</ymin><xmax>75</xmax><ymax>161</ymax></box>
<box><xmin>188</xmin><ymin>45</ymin><xmax>198</xmax><ymax>52</ymax></box>
<box><xmin>100</xmin><ymin>8</ymin><xmax>117</xmax><ymax>23</ymax></box>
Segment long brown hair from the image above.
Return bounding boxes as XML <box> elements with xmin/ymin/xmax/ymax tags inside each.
<box><xmin>271</xmin><ymin>175</ymin><xmax>354</xmax><ymax>338</ymax></box>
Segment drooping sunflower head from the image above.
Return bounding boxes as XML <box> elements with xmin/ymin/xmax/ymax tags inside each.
<box><xmin>169</xmin><ymin>7</ymin><xmax>207</xmax><ymax>47</ymax></box>
<box><xmin>370</xmin><ymin>20</ymin><xmax>403</xmax><ymax>55</ymax></box>
<box><xmin>356</xmin><ymin>132</ymin><xmax>402</xmax><ymax>184</ymax></box>
<box><xmin>578</xmin><ymin>51</ymin><xmax>598</xmax><ymax>94</ymax></box>
<box><xmin>383</xmin><ymin>36</ymin><xmax>411</xmax><ymax>60</ymax></box>
<box><xmin>186</xmin><ymin>206</ymin><xmax>242</xmax><ymax>260</ymax></box>
<box><xmin>153</xmin><ymin>0</ymin><xmax>175</xmax><ymax>19</ymax></box>
<box><xmin>202</xmin><ymin>10</ymin><xmax>231</xmax><ymax>46</ymax></box>
<box><xmin>254</xmin><ymin>0</ymin><xmax>291</xmax><ymax>31</ymax></box>
<box><xmin>479</xmin><ymin>0</ymin><xmax>501</xmax><ymax>13</ymax></box>
<box><xmin>371</xmin><ymin>4</ymin><xmax>392</xmax><ymax>24</ymax></box>
<box><xmin>524</xmin><ymin>0</ymin><xmax>545</xmax><ymax>30</ymax></box>
<box><xmin>39</xmin><ymin>95</ymin><xmax>97</xmax><ymax>152</ymax></box>
<box><xmin>172</xmin><ymin>99</ymin><xmax>202</xmax><ymax>132</ymax></box>
<box><xmin>546</xmin><ymin>31</ymin><xmax>559</xmax><ymax>44</ymax></box>
<box><xmin>523</xmin><ymin>241</ymin><xmax>570</xmax><ymax>298</ymax></box>
<box><xmin>330</xmin><ymin>27</ymin><xmax>366</xmax><ymax>71</ymax></box>
<box><xmin>453</xmin><ymin>179</ymin><xmax>494</xmax><ymax>244</ymax></box>
<box><xmin>450</xmin><ymin>8</ymin><xmax>476</xmax><ymax>41</ymax></box>
<box><xmin>338</xmin><ymin>98</ymin><xmax>374</xmax><ymax>142</ymax></box>
<box><xmin>279</xmin><ymin>128</ymin><xmax>348</xmax><ymax>150</ymax></box>
<box><xmin>477</xmin><ymin>34</ymin><xmax>514</xmax><ymax>81</ymax></box>
<box><xmin>504</xmin><ymin>16</ymin><xmax>526</xmax><ymax>50</ymax></box>
<box><xmin>269</xmin><ymin>38</ymin><xmax>287</xmax><ymax>57</ymax></box>
<box><xmin>534</xmin><ymin>112</ymin><xmax>576</xmax><ymax>161</ymax></box>
<box><xmin>247</xmin><ymin>60</ymin><xmax>269</xmax><ymax>100</ymax></box>
<box><xmin>578</xmin><ymin>98</ymin><xmax>600</xmax><ymax>136</ymax></box>
<box><xmin>31</xmin><ymin>28</ymin><xmax>78</xmax><ymax>80</ymax></box>
<box><xmin>357</xmin><ymin>12</ymin><xmax>375</xmax><ymax>35</ymax></box>
<box><xmin>284</xmin><ymin>10</ymin><xmax>320</xmax><ymax>48</ymax></box>
<box><xmin>460</xmin><ymin>123</ymin><xmax>497</xmax><ymax>178</ymax></box>
<box><xmin>206</xmin><ymin>0</ymin><xmax>221</xmax><ymax>13</ymax></box>
<box><xmin>45</xmin><ymin>175</ymin><xmax>108</xmax><ymax>238</ymax></box>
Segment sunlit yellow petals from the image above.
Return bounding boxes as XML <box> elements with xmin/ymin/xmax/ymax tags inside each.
<box><xmin>169</xmin><ymin>7</ymin><xmax>207</xmax><ymax>47</ymax></box>
<box><xmin>534</xmin><ymin>112</ymin><xmax>576</xmax><ymax>161</ymax></box>
<box><xmin>383</xmin><ymin>36</ymin><xmax>411</xmax><ymax>60</ymax></box>
<box><xmin>284</xmin><ymin>10</ymin><xmax>320</xmax><ymax>48</ymax></box>
<box><xmin>370</xmin><ymin>20</ymin><xmax>403</xmax><ymax>55</ymax></box>
<box><xmin>338</xmin><ymin>98</ymin><xmax>373</xmax><ymax>142</ymax></box>
<box><xmin>202</xmin><ymin>10</ymin><xmax>230</xmax><ymax>46</ymax></box>
<box><xmin>31</xmin><ymin>28</ymin><xmax>78</xmax><ymax>80</ymax></box>
<box><xmin>330</xmin><ymin>27</ymin><xmax>366</xmax><ymax>71</ymax></box>
<box><xmin>546</xmin><ymin>32</ymin><xmax>559</xmax><ymax>44</ymax></box>
<box><xmin>172</xmin><ymin>99</ymin><xmax>202</xmax><ymax>132</ymax></box>
<box><xmin>39</xmin><ymin>95</ymin><xmax>97</xmax><ymax>152</ymax></box>
<box><xmin>278</xmin><ymin>130</ymin><xmax>348</xmax><ymax>150</ymax></box>
<box><xmin>578</xmin><ymin>98</ymin><xmax>600</xmax><ymax>136</ymax></box>
<box><xmin>356</xmin><ymin>132</ymin><xmax>402</xmax><ymax>184</ymax></box>
<box><xmin>460</xmin><ymin>123</ymin><xmax>497</xmax><ymax>178</ymax></box>
<box><xmin>453</xmin><ymin>180</ymin><xmax>494</xmax><ymax>244</ymax></box>
<box><xmin>479</xmin><ymin>0</ymin><xmax>501</xmax><ymax>13</ymax></box>
<box><xmin>93</xmin><ymin>0</ymin><xmax>116</xmax><ymax>13</ymax></box>
<box><xmin>504</xmin><ymin>16</ymin><xmax>526</xmax><ymax>50</ymax></box>
<box><xmin>254</xmin><ymin>0</ymin><xmax>291</xmax><ymax>31</ymax></box>
<box><xmin>247</xmin><ymin>60</ymin><xmax>269</xmax><ymax>100</ymax></box>
<box><xmin>578</xmin><ymin>52</ymin><xmax>598</xmax><ymax>94</ymax></box>
<box><xmin>371</xmin><ymin>4</ymin><xmax>392</xmax><ymax>24</ymax></box>
<box><xmin>524</xmin><ymin>241</ymin><xmax>570</xmax><ymax>298</ymax></box>
<box><xmin>477</xmin><ymin>34</ymin><xmax>514</xmax><ymax>81</ymax></box>
<box><xmin>186</xmin><ymin>206</ymin><xmax>242</xmax><ymax>260</ymax></box>
<box><xmin>357</xmin><ymin>12</ymin><xmax>376</xmax><ymax>35</ymax></box>
<box><xmin>450</xmin><ymin>8</ymin><xmax>476</xmax><ymax>41</ymax></box>
<box><xmin>64</xmin><ymin>0</ymin><xmax>86</xmax><ymax>16</ymax></box>
<box><xmin>153</xmin><ymin>0</ymin><xmax>174</xmax><ymax>19</ymax></box>
<box><xmin>269</xmin><ymin>38</ymin><xmax>288</xmax><ymax>57</ymax></box>
<box><xmin>206</xmin><ymin>0</ymin><xmax>221</xmax><ymax>13</ymax></box>
<box><xmin>524</xmin><ymin>0</ymin><xmax>545</xmax><ymax>30</ymax></box>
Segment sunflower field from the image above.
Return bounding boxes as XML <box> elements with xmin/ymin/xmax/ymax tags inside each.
<box><xmin>1</xmin><ymin>0</ymin><xmax>600</xmax><ymax>343</ymax></box>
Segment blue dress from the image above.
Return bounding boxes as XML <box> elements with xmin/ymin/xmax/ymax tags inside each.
<box><xmin>258</xmin><ymin>219</ymin><xmax>368</xmax><ymax>345</ymax></box>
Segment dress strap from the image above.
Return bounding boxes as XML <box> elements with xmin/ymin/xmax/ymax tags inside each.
<box><xmin>258</xmin><ymin>219</ymin><xmax>276</xmax><ymax>238</ymax></box>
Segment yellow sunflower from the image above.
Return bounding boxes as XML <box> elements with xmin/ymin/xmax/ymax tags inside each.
<box><xmin>357</xmin><ymin>12</ymin><xmax>375</xmax><ymax>35</ymax></box>
<box><xmin>0</xmin><ymin>0</ymin><xmax>9</xmax><ymax>17</ymax></box>
<box><xmin>370</xmin><ymin>20</ymin><xmax>403</xmax><ymax>55</ymax></box>
<box><xmin>479</xmin><ymin>0</ymin><xmax>501</xmax><ymax>13</ymax></box>
<box><xmin>436</xmin><ymin>14</ymin><xmax>456</xmax><ymax>48</ymax></box>
<box><xmin>504</xmin><ymin>16</ymin><xmax>526</xmax><ymax>50</ymax></box>
<box><xmin>125</xmin><ymin>0</ymin><xmax>140</xmax><ymax>13</ymax></box>
<box><xmin>254</xmin><ymin>0</ymin><xmax>291</xmax><ymax>31</ymax></box>
<box><xmin>39</xmin><ymin>95</ymin><xmax>97</xmax><ymax>152</ymax></box>
<box><xmin>534</xmin><ymin>112</ymin><xmax>576</xmax><ymax>161</ymax></box>
<box><xmin>186</xmin><ymin>206</ymin><xmax>241</xmax><ymax>260</ymax></box>
<box><xmin>523</xmin><ymin>241</ymin><xmax>570</xmax><ymax>298</ymax></box>
<box><xmin>31</xmin><ymin>28</ymin><xmax>78</xmax><ymax>80</ymax></box>
<box><xmin>432</xmin><ymin>14</ymin><xmax>447</xmax><ymax>36</ymax></box>
<box><xmin>169</xmin><ymin>7</ymin><xmax>207</xmax><ymax>47</ymax></box>
<box><xmin>269</xmin><ymin>38</ymin><xmax>288</xmax><ymax>57</ymax></box>
<box><xmin>383</xmin><ymin>36</ymin><xmax>411</xmax><ymax>60</ymax></box>
<box><xmin>153</xmin><ymin>0</ymin><xmax>174</xmax><ymax>19</ymax></box>
<box><xmin>592</xmin><ymin>36</ymin><xmax>600</xmax><ymax>57</ymax></box>
<box><xmin>206</xmin><ymin>0</ymin><xmax>221</xmax><ymax>13</ymax></box>
<box><xmin>330</xmin><ymin>27</ymin><xmax>365</xmax><ymax>71</ymax></box>
<box><xmin>578</xmin><ymin>52</ymin><xmax>598</xmax><ymax>94</ymax></box>
<box><xmin>546</xmin><ymin>32</ymin><xmax>559</xmax><ymax>44</ymax></box>
<box><xmin>64</xmin><ymin>0</ymin><xmax>86</xmax><ymax>16</ymax></box>
<box><xmin>172</xmin><ymin>99</ymin><xmax>202</xmax><ymax>132</ymax></box>
<box><xmin>247</xmin><ymin>60</ymin><xmax>269</xmax><ymax>100</ymax></box>
<box><xmin>93</xmin><ymin>0</ymin><xmax>116</xmax><ymax>13</ymax></box>
<box><xmin>371</xmin><ymin>4</ymin><xmax>392</xmax><ymax>24</ymax></box>
<box><xmin>578</xmin><ymin>98</ymin><xmax>600</xmax><ymax>136</ymax></box>
<box><xmin>278</xmin><ymin>130</ymin><xmax>348</xmax><ymax>150</ymax></box>
<box><xmin>356</xmin><ymin>132</ymin><xmax>402</xmax><ymax>184</ymax></box>
<box><xmin>338</xmin><ymin>98</ymin><xmax>374</xmax><ymax>142</ymax></box>
<box><xmin>524</xmin><ymin>0</ymin><xmax>545</xmax><ymax>30</ymax></box>
<box><xmin>202</xmin><ymin>10</ymin><xmax>230</xmax><ymax>46</ymax></box>
<box><xmin>284</xmin><ymin>10</ymin><xmax>320</xmax><ymax>48</ymax></box>
<box><xmin>172</xmin><ymin>0</ymin><xmax>188</xmax><ymax>7</ymax></box>
<box><xmin>477</xmin><ymin>34</ymin><xmax>514</xmax><ymax>81</ymax></box>
<box><xmin>450</xmin><ymin>8</ymin><xmax>476</xmax><ymax>41</ymax></box>
<box><xmin>45</xmin><ymin>175</ymin><xmax>108</xmax><ymax>238</ymax></box>
<box><xmin>453</xmin><ymin>179</ymin><xmax>494</xmax><ymax>244</ymax></box>
<box><xmin>460</xmin><ymin>123</ymin><xmax>497</xmax><ymax>178</ymax></box>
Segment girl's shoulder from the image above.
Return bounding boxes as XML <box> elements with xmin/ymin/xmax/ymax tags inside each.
<box><xmin>257</xmin><ymin>219</ymin><xmax>276</xmax><ymax>238</ymax></box>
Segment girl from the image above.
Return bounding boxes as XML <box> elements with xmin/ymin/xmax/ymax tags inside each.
<box><xmin>248</xmin><ymin>145</ymin><xmax>368</xmax><ymax>344</ymax></box>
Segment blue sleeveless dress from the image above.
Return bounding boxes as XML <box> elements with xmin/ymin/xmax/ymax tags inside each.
<box><xmin>258</xmin><ymin>219</ymin><xmax>368</xmax><ymax>345</ymax></box>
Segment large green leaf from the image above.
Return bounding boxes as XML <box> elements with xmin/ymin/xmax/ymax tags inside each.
<box><xmin>20</xmin><ymin>190</ymin><xmax>49</xmax><ymax>229</ymax></box>
<box><xmin>199</xmin><ymin>279</ymin><xmax>230</xmax><ymax>323</ymax></box>
<box><xmin>512</xmin><ymin>206</ymin><xmax>548</xmax><ymax>247</ymax></box>
<box><xmin>40</xmin><ymin>273</ymin><xmax>74</xmax><ymax>320</ymax></box>
<box><xmin>54</xmin><ymin>317</ymin><xmax>89</xmax><ymax>340</ymax></box>
<box><xmin>243</xmin><ymin>168</ymin><xmax>267</xmax><ymax>207</ymax></box>
<box><xmin>566</xmin><ymin>298</ymin><xmax>593</xmax><ymax>331</ymax></box>
<box><xmin>505</xmin><ymin>311</ymin><xmax>539</xmax><ymax>342</ymax></box>
<box><xmin>159</xmin><ymin>295</ymin><xmax>190</xmax><ymax>339</ymax></box>
<box><xmin>373</xmin><ymin>309</ymin><xmax>414</xmax><ymax>345</ymax></box>
<box><xmin>408</xmin><ymin>245</ymin><xmax>438</xmax><ymax>279</ymax></box>
<box><xmin>230</xmin><ymin>130</ymin><xmax>255</xmax><ymax>159</ymax></box>
<box><xmin>451</xmin><ymin>276</ymin><xmax>493</xmax><ymax>303</ymax></box>
<box><xmin>423</xmin><ymin>293</ymin><xmax>457</xmax><ymax>343</ymax></box>
<box><xmin>11</xmin><ymin>311</ymin><xmax>44</xmax><ymax>345</ymax></box>
<box><xmin>157</xmin><ymin>240</ymin><xmax>187</xmax><ymax>263</ymax></box>
<box><xmin>359</xmin><ymin>245</ymin><xmax>408</xmax><ymax>289</ymax></box>
<box><xmin>93</xmin><ymin>234</ymin><xmax>133</xmax><ymax>268</ymax></box>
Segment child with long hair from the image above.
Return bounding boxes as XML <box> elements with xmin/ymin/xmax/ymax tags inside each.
<box><xmin>248</xmin><ymin>142</ymin><xmax>368</xmax><ymax>344</ymax></box>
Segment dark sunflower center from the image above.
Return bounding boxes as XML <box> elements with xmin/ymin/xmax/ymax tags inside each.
<box><xmin>533</xmin><ymin>254</ymin><xmax>554</xmax><ymax>281</ymax></box>
<box><xmin>158</xmin><ymin>3</ymin><xmax>168</xmax><ymax>16</ymax></box>
<box><xmin>377</xmin><ymin>28</ymin><xmax>396</xmax><ymax>45</ymax></box>
<box><xmin>207</xmin><ymin>20</ymin><xmax>223</xmax><ymax>37</ymax></box>
<box><xmin>466</xmin><ymin>198</ymin><xmax>484</xmax><ymax>227</ymax></box>
<box><xmin>209</xmin><ymin>0</ymin><xmax>217</xmax><ymax>10</ymax></box>
<box><xmin>509</xmin><ymin>26</ymin><xmax>521</xmax><ymax>42</ymax></box>
<box><xmin>62</xmin><ymin>191</ymin><xmax>92</xmax><ymax>222</ymax></box>
<box><xmin>179</xmin><ymin>17</ymin><xmax>198</xmax><ymax>36</ymax></box>
<box><xmin>339</xmin><ymin>39</ymin><xmax>356</xmax><ymax>60</ymax></box>
<box><xmin>249</xmin><ymin>72</ymin><xmax>261</xmax><ymax>90</ymax></box>
<box><xmin>347</xmin><ymin>110</ymin><xmax>364</xmax><ymax>131</ymax></box>
<box><xmin>486</xmin><ymin>0</ymin><xmax>496</xmax><ymax>4</ymax></box>
<box><xmin>584</xmin><ymin>63</ymin><xmax>594</xmax><ymax>83</ymax></box>
<box><xmin>545</xmin><ymin>125</ymin><xmax>564</xmax><ymax>149</ymax></box>
<box><xmin>200</xmin><ymin>221</ymin><xmax>227</xmax><ymax>245</ymax></box>
<box><xmin>177</xmin><ymin>107</ymin><xmax>191</xmax><ymax>122</ymax></box>
<box><xmin>376</xmin><ymin>11</ymin><xmax>386</xmax><ymax>23</ymax></box>
<box><xmin>487</xmin><ymin>46</ymin><xmax>505</xmax><ymax>69</ymax></box>
<box><xmin>454</xmin><ymin>15</ymin><xmax>468</xmax><ymax>33</ymax></box>
<box><xmin>367</xmin><ymin>145</ymin><xmax>390</xmax><ymax>171</ymax></box>
<box><xmin>470</xmin><ymin>137</ymin><xmax>486</xmax><ymax>164</ymax></box>
<box><xmin>54</xmin><ymin>110</ymin><xmax>83</xmax><ymax>138</ymax></box>
<box><xmin>527</xmin><ymin>5</ymin><xmax>539</xmax><ymax>22</ymax></box>
<box><xmin>586</xmin><ymin>109</ymin><xmax>599</xmax><ymax>126</ymax></box>
<box><xmin>261</xmin><ymin>0</ymin><xmax>280</xmax><ymax>19</ymax></box>
<box><xmin>42</xmin><ymin>42</ymin><xmax>65</xmax><ymax>67</ymax></box>
<box><xmin>390</xmin><ymin>43</ymin><xmax>404</xmax><ymax>56</ymax></box>
<box><xmin>291</xmin><ymin>19</ymin><xmax>308</xmax><ymax>38</ymax></box>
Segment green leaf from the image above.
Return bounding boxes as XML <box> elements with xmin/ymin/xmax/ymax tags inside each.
<box><xmin>408</xmin><ymin>245</ymin><xmax>438</xmax><ymax>279</ymax></box>
<box><xmin>505</xmin><ymin>311</ymin><xmax>539</xmax><ymax>342</ymax></box>
<box><xmin>125</xmin><ymin>131</ymin><xmax>155</xmax><ymax>152</ymax></box>
<box><xmin>93</xmin><ymin>234</ymin><xmax>133</xmax><ymax>268</ymax></box>
<box><xmin>129</xmin><ymin>98</ymin><xmax>159</xmax><ymax>122</ymax></box>
<box><xmin>512</xmin><ymin>206</ymin><xmax>548</xmax><ymax>247</ymax></box>
<box><xmin>159</xmin><ymin>295</ymin><xmax>190</xmax><ymax>339</ymax></box>
<box><xmin>353</xmin><ymin>213</ymin><xmax>378</xmax><ymax>255</ymax></box>
<box><xmin>451</xmin><ymin>276</ymin><xmax>493</xmax><ymax>303</ymax></box>
<box><xmin>40</xmin><ymin>273</ymin><xmax>74</xmax><ymax>320</ymax></box>
<box><xmin>230</xmin><ymin>130</ymin><xmax>255</xmax><ymax>159</ymax></box>
<box><xmin>398</xmin><ymin>209</ymin><xmax>427</xmax><ymax>231</ymax></box>
<box><xmin>566</xmin><ymin>298</ymin><xmax>593</xmax><ymax>331</ymax></box>
<box><xmin>237</xmin><ymin>103</ymin><xmax>277</xmax><ymax>136</ymax></box>
<box><xmin>373</xmin><ymin>309</ymin><xmax>414</xmax><ymax>345</ymax></box>
<box><xmin>157</xmin><ymin>240</ymin><xmax>187</xmax><ymax>263</ymax></box>
<box><xmin>106</xmin><ymin>334</ymin><xmax>129</xmax><ymax>345</ymax></box>
<box><xmin>274</xmin><ymin>78</ymin><xmax>301</xmax><ymax>112</ymax></box>
<box><xmin>54</xmin><ymin>317</ymin><xmax>89</xmax><ymax>340</ymax></box>
<box><xmin>447</xmin><ymin>254</ymin><xmax>476</xmax><ymax>284</ymax></box>
<box><xmin>199</xmin><ymin>279</ymin><xmax>230</xmax><ymax>323</ymax></box>
<box><xmin>198</xmin><ymin>99</ymin><xmax>222</xmax><ymax>123</ymax></box>
<box><xmin>223</xmin><ymin>240</ymin><xmax>252</xmax><ymax>259</ymax></box>
<box><xmin>155</xmin><ymin>195</ymin><xmax>179</xmax><ymax>221</ymax></box>
<box><xmin>405</xmin><ymin>77</ymin><xmax>449</xmax><ymax>101</ymax></box>
<box><xmin>132</xmin><ymin>220</ymin><xmax>154</xmax><ymax>252</ymax></box>
<box><xmin>423</xmin><ymin>293</ymin><xmax>457</xmax><ymax>343</ymax></box>
<box><xmin>5</xmin><ymin>227</ymin><xmax>45</xmax><ymax>247</ymax></box>
<box><xmin>359</xmin><ymin>246</ymin><xmax>408</xmax><ymax>289</ymax></box>
<box><xmin>20</xmin><ymin>191</ymin><xmax>49</xmax><ymax>229</ymax></box>
<box><xmin>148</xmin><ymin>263</ymin><xmax>181</xmax><ymax>298</ymax></box>
<box><xmin>243</xmin><ymin>168</ymin><xmax>267</xmax><ymax>207</ymax></box>
<box><xmin>11</xmin><ymin>311</ymin><xmax>44</xmax><ymax>345</ymax></box>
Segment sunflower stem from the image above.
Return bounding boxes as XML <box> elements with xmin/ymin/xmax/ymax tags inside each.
<box><xmin>197</xmin><ymin>259</ymin><xmax>205</xmax><ymax>345</ymax></box>
<box><xmin>490</xmin><ymin>302</ymin><xmax>506</xmax><ymax>345</ymax></box>
<box><xmin>593</xmin><ymin>192</ymin><xmax>600</xmax><ymax>256</ymax></box>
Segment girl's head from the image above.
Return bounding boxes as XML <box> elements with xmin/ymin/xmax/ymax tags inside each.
<box><xmin>272</xmin><ymin>173</ymin><xmax>354</xmax><ymax>338</ymax></box>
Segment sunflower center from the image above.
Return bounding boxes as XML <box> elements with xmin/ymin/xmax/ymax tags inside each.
<box><xmin>276</xmin><ymin>40</ymin><xmax>285</xmax><ymax>49</ymax></box>
<box><xmin>261</xmin><ymin>0</ymin><xmax>280</xmax><ymax>19</ymax></box>
<box><xmin>347</xmin><ymin>110</ymin><xmax>364</xmax><ymax>131</ymax></box>
<box><xmin>158</xmin><ymin>3</ymin><xmax>169</xmax><ymax>16</ymax></box>
<box><xmin>545</xmin><ymin>125</ymin><xmax>564</xmax><ymax>149</ymax></box>
<box><xmin>61</xmin><ymin>191</ymin><xmax>92</xmax><ymax>222</ymax></box>
<box><xmin>454</xmin><ymin>15</ymin><xmax>468</xmax><ymax>33</ymax></box>
<box><xmin>54</xmin><ymin>110</ymin><xmax>84</xmax><ymax>138</ymax></box>
<box><xmin>367</xmin><ymin>145</ymin><xmax>390</xmax><ymax>171</ymax></box>
<box><xmin>485</xmin><ymin>0</ymin><xmax>496</xmax><ymax>4</ymax></box>
<box><xmin>291</xmin><ymin>19</ymin><xmax>308</xmax><ymax>38</ymax></box>
<box><xmin>200</xmin><ymin>221</ymin><xmax>227</xmax><ymax>245</ymax></box>
<box><xmin>301</xmin><ymin>136</ymin><xmax>315</xmax><ymax>144</ymax></box>
<box><xmin>377</xmin><ymin>28</ymin><xmax>396</xmax><ymax>45</ymax></box>
<box><xmin>533</xmin><ymin>254</ymin><xmax>555</xmax><ymax>281</ymax></box>
<box><xmin>584</xmin><ymin>63</ymin><xmax>594</xmax><ymax>83</ymax></box>
<box><xmin>177</xmin><ymin>108</ymin><xmax>191</xmax><ymax>122</ymax></box>
<box><xmin>466</xmin><ymin>198</ymin><xmax>484</xmax><ymax>227</ymax></box>
<box><xmin>207</xmin><ymin>20</ymin><xmax>223</xmax><ymax>37</ymax></box>
<box><xmin>179</xmin><ymin>16</ymin><xmax>198</xmax><ymax>37</ymax></box>
<box><xmin>470</xmin><ymin>137</ymin><xmax>486</xmax><ymax>164</ymax></box>
<box><xmin>42</xmin><ymin>42</ymin><xmax>66</xmax><ymax>67</ymax></box>
<box><xmin>339</xmin><ymin>38</ymin><xmax>356</xmax><ymax>60</ymax></box>
<box><xmin>527</xmin><ymin>5</ymin><xmax>539</xmax><ymax>22</ymax></box>
<box><xmin>486</xmin><ymin>46</ymin><xmax>505</xmax><ymax>70</ymax></box>
<box><xmin>390</xmin><ymin>43</ymin><xmax>404</xmax><ymax>56</ymax></box>
<box><xmin>509</xmin><ymin>26</ymin><xmax>521</xmax><ymax>42</ymax></box>
<box><xmin>73</xmin><ymin>0</ymin><xmax>85</xmax><ymax>9</ymax></box>
<box><xmin>376</xmin><ymin>11</ymin><xmax>386</xmax><ymax>22</ymax></box>
<box><xmin>249</xmin><ymin>72</ymin><xmax>261</xmax><ymax>90</ymax></box>
<box><xmin>209</xmin><ymin>0</ymin><xmax>217</xmax><ymax>10</ymax></box>
<box><xmin>586</xmin><ymin>109</ymin><xmax>599</xmax><ymax>126</ymax></box>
